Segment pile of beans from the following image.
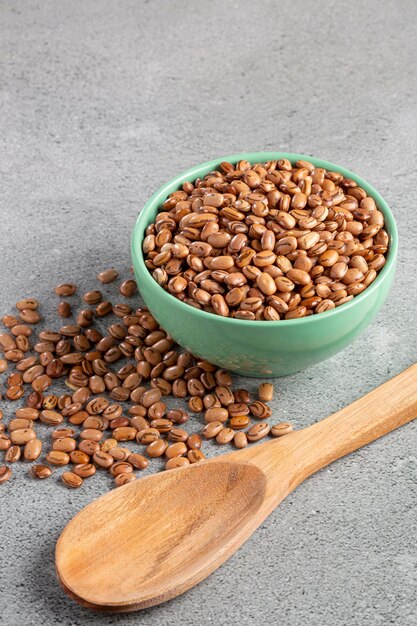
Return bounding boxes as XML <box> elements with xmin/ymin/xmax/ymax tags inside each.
<box><xmin>0</xmin><ymin>270</ymin><xmax>293</xmax><ymax>488</ymax></box>
<box><xmin>142</xmin><ymin>159</ymin><xmax>389</xmax><ymax>320</ymax></box>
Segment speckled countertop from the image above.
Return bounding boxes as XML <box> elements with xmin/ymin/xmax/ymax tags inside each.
<box><xmin>1</xmin><ymin>1</ymin><xmax>416</xmax><ymax>625</ymax></box>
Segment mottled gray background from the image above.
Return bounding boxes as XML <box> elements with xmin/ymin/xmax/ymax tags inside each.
<box><xmin>1</xmin><ymin>1</ymin><xmax>416</xmax><ymax>625</ymax></box>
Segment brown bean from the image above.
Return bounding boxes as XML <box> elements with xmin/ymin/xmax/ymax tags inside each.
<box><xmin>330</xmin><ymin>262</ymin><xmax>348</xmax><ymax>280</ymax></box>
<box><xmin>234</xmin><ymin>388</ymin><xmax>251</xmax><ymax>403</ymax></box>
<box><xmin>167</xmin><ymin>409</ymin><xmax>189</xmax><ymax>424</ymax></box>
<box><xmin>19</xmin><ymin>309</ymin><xmax>41</xmax><ymax>323</ymax></box>
<box><xmin>215</xmin><ymin>427</ymin><xmax>235</xmax><ymax>444</ymax></box>
<box><xmin>0</xmin><ymin>333</ymin><xmax>17</xmax><ymax>351</ymax></box>
<box><xmin>187</xmin><ymin>378</ymin><xmax>205</xmax><ymax>396</ymax></box>
<box><xmin>2</xmin><ymin>315</ymin><xmax>19</xmax><ymax>328</ymax></box>
<box><xmin>16</xmin><ymin>298</ymin><xmax>38</xmax><ymax>311</ymax></box>
<box><xmin>55</xmin><ymin>283</ymin><xmax>76</xmax><ymax>296</ymax></box>
<box><xmin>0</xmin><ymin>435</ymin><xmax>12</xmax><ymax>451</ymax></box>
<box><xmin>101</xmin><ymin>438</ymin><xmax>118</xmax><ymax>453</ymax></box>
<box><xmin>83</xmin><ymin>416</ymin><xmax>108</xmax><ymax>431</ymax></box>
<box><xmin>40</xmin><ymin>410</ymin><xmax>63</xmax><ymax>426</ymax></box>
<box><xmin>256</xmin><ymin>272</ymin><xmax>277</xmax><ymax>295</ymax></box>
<box><xmin>0</xmin><ymin>466</ymin><xmax>12</xmax><ymax>484</ymax></box>
<box><xmin>73</xmin><ymin>463</ymin><xmax>96</xmax><ymax>478</ymax></box>
<box><xmin>230</xmin><ymin>415</ymin><xmax>250</xmax><ymax>429</ymax></box>
<box><xmin>150</xmin><ymin>418</ymin><xmax>173</xmax><ymax>433</ymax></box>
<box><xmin>211</xmin><ymin>294</ymin><xmax>229</xmax><ymax>316</ymax></box>
<box><xmin>233</xmin><ymin>431</ymin><xmax>248</xmax><ymax>449</ymax></box>
<box><xmin>93</xmin><ymin>451</ymin><xmax>114</xmax><ymax>469</ymax></box>
<box><xmin>42</xmin><ymin>394</ymin><xmax>58</xmax><ymax>410</ymax></box>
<box><xmin>165</xmin><ymin>442</ymin><xmax>187</xmax><ymax>458</ymax></box>
<box><xmin>97</xmin><ymin>269</ymin><xmax>119</xmax><ymax>283</ymax></box>
<box><xmin>247</xmin><ymin>422</ymin><xmax>271</xmax><ymax>441</ymax></box>
<box><xmin>201</xmin><ymin>420</ymin><xmax>224</xmax><ymax>439</ymax></box>
<box><xmin>113</xmin><ymin>427</ymin><xmax>137</xmax><ymax>441</ymax></box>
<box><xmin>46</xmin><ymin>450</ymin><xmax>70</xmax><ymax>466</ymax></box>
<box><xmin>249</xmin><ymin>401</ymin><xmax>272</xmax><ymax>419</ymax></box>
<box><xmin>32</xmin><ymin>374</ymin><xmax>52</xmax><ymax>392</ymax></box>
<box><xmin>16</xmin><ymin>408</ymin><xmax>39</xmax><ymax>420</ymax></box>
<box><xmin>168</xmin><ymin>428</ymin><xmax>188</xmax><ymax>443</ymax></box>
<box><xmin>114</xmin><ymin>472</ymin><xmax>136</xmax><ymax>486</ymax></box>
<box><xmin>271</xmin><ymin>422</ymin><xmax>294</xmax><ymax>436</ymax></box>
<box><xmin>4</xmin><ymin>349</ymin><xmax>24</xmax><ymax>362</ymax></box>
<box><xmin>146</xmin><ymin>439</ymin><xmax>168</xmax><ymax>458</ymax></box>
<box><xmin>5</xmin><ymin>445</ymin><xmax>21</xmax><ymax>463</ymax></box>
<box><xmin>30</xmin><ymin>464</ymin><xmax>52</xmax><ymax>479</ymax></box>
<box><xmin>110</xmin><ymin>461</ymin><xmax>133</xmax><ymax>477</ymax></box>
<box><xmin>120</xmin><ymin>279</ymin><xmax>137</xmax><ymax>297</ymax></box>
<box><xmin>258</xmin><ymin>383</ymin><xmax>274</xmax><ymax>402</ymax></box>
<box><xmin>187</xmin><ymin>433</ymin><xmax>202</xmax><ymax>450</ymax></box>
<box><xmin>58</xmin><ymin>301</ymin><xmax>72</xmax><ymax>318</ymax></box>
<box><xmin>51</xmin><ymin>428</ymin><xmax>75</xmax><ymax>441</ymax></box>
<box><xmin>286</xmin><ymin>269</ymin><xmax>311</xmax><ymax>286</ymax></box>
<box><xmin>141</xmin><ymin>388</ymin><xmax>162</xmax><ymax>407</ymax></box>
<box><xmin>24</xmin><ymin>438</ymin><xmax>42</xmax><ymax>460</ymax></box>
<box><xmin>9</xmin><ymin>418</ymin><xmax>33</xmax><ymax>431</ymax></box>
<box><xmin>187</xmin><ymin>449</ymin><xmax>205</xmax><ymax>463</ymax></box>
<box><xmin>10</xmin><ymin>428</ymin><xmax>36</xmax><ymax>445</ymax></box>
<box><xmin>128</xmin><ymin>453</ymin><xmax>149</xmax><ymax>469</ymax></box>
<box><xmin>165</xmin><ymin>457</ymin><xmax>190</xmax><ymax>470</ymax></box>
<box><xmin>62</xmin><ymin>471</ymin><xmax>83</xmax><ymax>488</ymax></box>
<box><xmin>228</xmin><ymin>402</ymin><xmax>250</xmax><ymax>417</ymax></box>
<box><xmin>52</xmin><ymin>437</ymin><xmax>77</xmax><ymax>453</ymax></box>
<box><xmin>108</xmin><ymin>448</ymin><xmax>130</xmax><ymax>463</ymax></box>
<box><xmin>215</xmin><ymin>385</ymin><xmax>235</xmax><ymax>406</ymax></box>
<box><xmin>83</xmin><ymin>290</ymin><xmax>102</xmax><ymax>304</ymax></box>
<box><xmin>80</xmin><ymin>428</ymin><xmax>103</xmax><ymax>442</ymax></box>
<box><xmin>80</xmin><ymin>440</ymin><xmax>101</xmax><ymax>456</ymax></box>
<box><xmin>204</xmin><ymin>407</ymin><xmax>229</xmax><ymax>423</ymax></box>
<box><xmin>129</xmin><ymin>416</ymin><xmax>148</xmax><ymax>432</ymax></box>
<box><xmin>136</xmin><ymin>428</ymin><xmax>160</xmax><ymax>445</ymax></box>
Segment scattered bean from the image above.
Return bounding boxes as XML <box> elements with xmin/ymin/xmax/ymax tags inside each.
<box><xmin>62</xmin><ymin>471</ymin><xmax>83</xmax><ymax>488</ymax></box>
<box><xmin>58</xmin><ymin>302</ymin><xmax>72</xmax><ymax>318</ymax></box>
<box><xmin>114</xmin><ymin>472</ymin><xmax>136</xmax><ymax>486</ymax></box>
<box><xmin>55</xmin><ymin>283</ymin><xmax>76</xmax><ymax>297</ymax></box>
<box><xmin>46</xmin><ymin>451</ymin><xmax>70</xmax><ymax>466</ymax></box>
<box><xmin>216</xmin><ymin>427</ymin><xmax>235</xmax><ymax>444</ymax></box>
<box><xmin>5</xmin><ymin>445</ymin><xmax>21</xmax><ymax>463</ymax></box>
<box><xmin>30</xmin><ymin>464</ymin><xmax>52</xmax><ymax>479</ymax></box>
<box><xmin>0</xmin><ymin>466</ymin><xmax>12</xmax><ymax>484</ymax></box>
<box><xmin>247</xmin><ymin>422</ymin><xmax>271</xmax><ymax>442</ymax></box>
<box><xmin>97</xmin><ymin>269</ymin><xmax>119</xmax><ymax>284</ymax></box>
<box><xmin>258</xmin><ymin>383</ymin><xmax>274</xmax><ymax>402</ymax></box>
<box><xmin>270</xmin><ymin>422</ymin><xmax>294</xmax><ymax>437</ymax></box>
<box><xmin>233</xmin><ymin>431</ymin><xmax>248</xmax><ymax>448</ymax></box>
<box><xmin>165</xmin><ymin>457</ymin><xmax>190</xmax><ymax>470</ymax></box>
<box><xmin>0</xmin><ymin>268</ymin><xmax>280</xmax><ymax>492</ymax></box>
<box><xmin>24</xmin><ymin>439</ymin><xmax>42</xmax><ymax>460</ymax></box>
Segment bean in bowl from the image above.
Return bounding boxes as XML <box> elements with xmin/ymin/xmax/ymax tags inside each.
<box><xmin>142</xmin><ymin>158</ymin><xmax>388</xmax><ymax>320</ymax></box>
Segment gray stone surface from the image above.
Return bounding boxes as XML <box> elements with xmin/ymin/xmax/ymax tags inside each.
<box><xmin>1</xmin><ymin>0</ymin><xmax>416</xmax><ymax>624</ymax></box>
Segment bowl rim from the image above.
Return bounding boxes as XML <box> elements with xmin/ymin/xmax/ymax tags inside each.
<box><xmin>132</xmin><ymin>152</ymin><xmax>398</xmax><ymax>327</ymax></box>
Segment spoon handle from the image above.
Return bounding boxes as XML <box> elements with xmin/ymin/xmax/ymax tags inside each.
<box><xmin>243</xmin><ymin>363</ymin><xmax>417</xmax><ymax>496</ymax></box>
<box><xmin>293</xmin><ymin>363</ymin><xmax>417</xmax><ymax>481</ymax></box>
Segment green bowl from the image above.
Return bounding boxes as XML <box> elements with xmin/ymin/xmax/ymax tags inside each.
<box><xmin>131</xmin><ymin>152</ymin><xmax>397</xmax><ymax>377</ymax></box>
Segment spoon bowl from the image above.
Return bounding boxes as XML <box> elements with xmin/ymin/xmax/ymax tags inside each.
<box><xmin>57</xmin><ymin>460</ymin><xmax>267</xmax><ymax>610</ymax></box>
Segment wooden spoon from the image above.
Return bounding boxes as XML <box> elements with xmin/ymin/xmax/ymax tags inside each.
<box><xmin>56</xmin><ymin>364</ymin><xmax>417</xmax><ymax>612</ymax></box>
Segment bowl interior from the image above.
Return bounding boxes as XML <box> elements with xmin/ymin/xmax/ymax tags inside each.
<box><xmin>132</xmin><ymin>152</ymin><xmax>398</xmax><ymax>327</ymax></box>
